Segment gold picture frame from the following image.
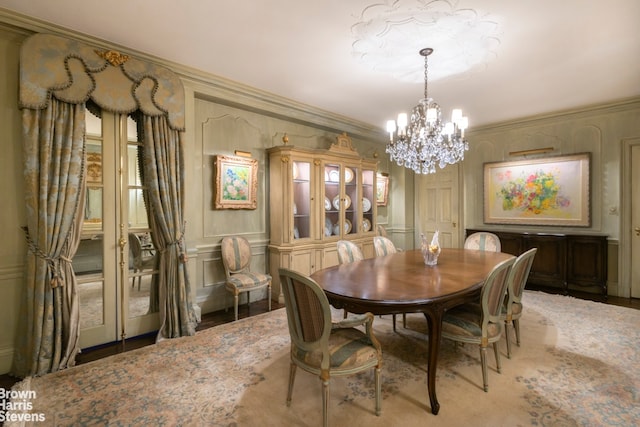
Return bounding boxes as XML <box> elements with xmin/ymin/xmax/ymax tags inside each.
<box><xmin>214</xmin><ymin>154</ymin><xmax>258</xmax><ymax>209</ymax></box>
<box><xmin>376</xmin><ymin>174</ymin><xmax>389</xmax><ymax>206</ymax></box>
<box><xmin>484</xmin><ymin>153</ymin><xmax>590</xmax><ymax>226</ymax></box>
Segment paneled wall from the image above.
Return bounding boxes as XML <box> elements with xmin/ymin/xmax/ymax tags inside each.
<box><xmin>185</xmin><ymin>96</ymin><xmax>386</xmax><ymax>314</ymax></box>
<box><xmin>459</xmin><ymin>99</ymin><xmax>640</xmax><ymax>296</ymax></box>
<box><xmin>1</xmin><ymin>9</ymin><xmax>638</xmax><ymax>376</ymax></box>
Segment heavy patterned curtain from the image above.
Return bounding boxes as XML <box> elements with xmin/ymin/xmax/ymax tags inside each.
<box><xmin>12</xmin><ymin>33</ymin><xmax>197</xmax><ymax>378</ymax></box>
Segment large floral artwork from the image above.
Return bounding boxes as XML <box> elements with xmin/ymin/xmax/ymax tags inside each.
<box><xmin>484</xmin><ymin>153</ymin><xmax>590</xmax><ymax>226</ymax></box>
<box><xmin>214</xmin><ymin>155</ymin><xmax>258</xmax><ymax>209</ymax></box>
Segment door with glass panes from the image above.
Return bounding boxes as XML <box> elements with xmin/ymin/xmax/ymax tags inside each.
<box><xmin>75</xmin><ymin>108</ymin><xmax>159</xmax><ymax>349</ymax></box>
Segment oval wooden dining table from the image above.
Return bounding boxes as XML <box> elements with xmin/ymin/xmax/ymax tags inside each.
<box><xmin>310</xmin><ymin>247</ymin><xmax>514</xmax><ymax>415</ymax></box>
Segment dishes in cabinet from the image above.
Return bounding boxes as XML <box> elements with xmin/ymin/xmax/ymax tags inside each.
<box><xmin>332</xmin><ymin>194</ymin><xmax>351</xmax><ymax>210</ymax></box>
<box><xmin>324</xmin><ymin>170</ymin><xmax>329</xmax><ymax>182</ymax></box>
<box><xmin>332</xmin><ymin>223</ymin><xmax>340</xmax><ymax>236</ymax></box>
<box><xmin>329</xmin><ymin>170</ymin><xmax>340</xmax><ymax>182</ymax></box>
<box><xmin>345</xmin><ymin>219</ymin><xmax>352</xmax><ymax>234</ymax></box>
<box><xmin>324</xmin><ymin>217</ymin><xmax>332</xmax><ymax>236</ymax></box>
<box><xmin>363</xmin><ymin>218</ymin><xmax>372</xmax><ymax>232</ymax></box>
<box><xmin>324</xmin><ymin>196</ymin><xmax>331</xmax><ymax>211</ymax></box>
<box><xmin>293</xmin><ymin>226</ymin><xmax>300</xmax><ymax>239</ymax></box>
<box><xmin>344</xmin><ymin>167</ymin><xmax>354</xmax><ymax>183</ymax></box>
<box><xmin>293</xmin><ymin>203</ymin><xmax>297</xmax><ymax>215</ymax></box>
<box><xmin>332</xmin><ymin>195</ymin><xmax>340</xmax><ymax>210</ymax></box>
<box><xmin>362</xmin><ymin>197</ymin><xmax>371</xmax><ymax>212</ymax></box>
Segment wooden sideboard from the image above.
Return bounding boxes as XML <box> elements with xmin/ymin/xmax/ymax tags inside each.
<box><xmin>466</xmin><ymin>229</ymin><xmax>608</xmax><ymax>297</ymax></box>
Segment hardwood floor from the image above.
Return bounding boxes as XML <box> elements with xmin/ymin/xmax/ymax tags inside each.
<box><xmin>1</xmin><ymin>294</ymin><xmax>638</xmax><ymax>391</ymax></box>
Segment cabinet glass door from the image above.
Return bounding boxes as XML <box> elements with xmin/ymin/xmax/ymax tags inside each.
<box><xmin>292</xmin><ymin>160</ymin><xmax>311</xmax><ymax>240</ymax></box>
<box><xmin>362</xmin><ymin>169</ymin><xmax>375</xmax><ymax>233</ymax></box>
<box><xmin>323</xmin><ymin>163</ymin><xmax>340</xmax><ymax>238</ymax></box>
<box><xmin>344</xmin><ymin>165</ymin><xmax>359</xmax><ymax>235</ymax></box>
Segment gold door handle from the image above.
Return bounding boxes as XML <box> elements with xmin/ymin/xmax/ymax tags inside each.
<box><xmin>452</xmin><ymin>222</ymin><xmax>457</xmax><ymax>228</ymax></box>
<box><xmin>635</xmin><ymin>227</ymin><xmax>640</xmax><ymax>236</ymax></box>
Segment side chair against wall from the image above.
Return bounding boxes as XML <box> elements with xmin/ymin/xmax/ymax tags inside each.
<box><xmin>373</xmin><ymin>236</ymin><xmax>405</xmax><ymax>330</ymax></box>
<box><xmin>441</xmin><ymin>256</ymin><xmax>516</xmax><ymax>392</ymax></box>
<box><xmin>464</xmin><ymin>232</ymin><xmax>502</xmax><ymax>252</ymax></box>
<box><xmin>220</xmin><ymin>236</ymin><xmax>272</xmax><ymax>321</ymax></box>
<box><xmin>129</xmin><ymin>233</ymin><xmax>156</xmax><ymax>291</ymax></box>
<box><xmin>278</xmin><ymin>268</ymin><xmax>382</xmax><ymax>426</ymax></box>
<box><xmin>501</xmin><ymin>248</ymin><xmax>537</xmax><ymax>358</ymax></box>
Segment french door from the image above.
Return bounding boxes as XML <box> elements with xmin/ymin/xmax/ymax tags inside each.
<box><xmin>75</xmin><ymin>109</ymin><xmax>159</xmax><ymax>349</ymax></box>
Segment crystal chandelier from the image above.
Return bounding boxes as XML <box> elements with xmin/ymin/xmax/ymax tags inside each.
<box><xmin>386</xmin><ymin>48</ymin><xmax>469</xmax><ymax>174</ymax></box>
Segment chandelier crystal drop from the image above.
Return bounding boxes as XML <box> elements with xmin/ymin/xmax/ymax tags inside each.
<box><xmin>385</xmin><ymin>48</ymin><xmax>469</xmax><ymax>174</ymax></box>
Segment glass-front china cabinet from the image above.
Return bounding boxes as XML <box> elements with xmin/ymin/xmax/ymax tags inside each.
<box><xmin>268</xmin><ymin>133</ymin><xmax>378</xmax><ymax>301</ymax></box>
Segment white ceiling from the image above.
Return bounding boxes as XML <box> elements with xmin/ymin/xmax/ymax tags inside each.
<box><xmin>1</xmin><ymin>0</ymin><xmax>639</xmax><ymax>130</ymax></box>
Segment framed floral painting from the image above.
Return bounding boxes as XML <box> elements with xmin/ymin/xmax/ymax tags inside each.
<box><xmin>483</xmin><ymin>153</ymin><xmax>590</xmax><ymax>226</ymax></box>
<box><xmin>214</xmin><ymin>154</ymin><xmax>258</xmax><ymax>209</ymax></box>
<box><xmin>376</xmin><ymin>174</ymin><xmax>389</xmax><ymax>206</ymax></box>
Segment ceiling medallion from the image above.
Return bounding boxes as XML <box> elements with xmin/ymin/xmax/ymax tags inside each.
<box><xmin>351</xmin><ymin>0</ymin><xmax>501</xmax><ymax>82</ymax></box>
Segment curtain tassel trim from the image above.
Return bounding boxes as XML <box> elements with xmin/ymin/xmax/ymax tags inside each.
<box><xmin>22</xmin><ymin>226</ymin><xmax>70</xmax><ymax>288</ymax></box>
<box><xmin>159</xmin><ymin>226</ymin><xmax>188</xmax><ymax>263</ymax></box>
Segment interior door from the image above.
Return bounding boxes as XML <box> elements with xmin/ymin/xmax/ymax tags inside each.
<box><xmin>415</xmin><ymin>163</ymin><xmax>461</xmax><ymax>248</ymax></box>
<box><xmin>75</xmin><ymin>110</ymin><xmax>159</xmax><ymax>349</ymax></box>
<box><xmin>631</xmin><ymin>144</ymin><xmax>640</xmax><ymax>298</ymax></box>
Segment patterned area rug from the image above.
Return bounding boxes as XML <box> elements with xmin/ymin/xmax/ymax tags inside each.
<box><xmin>5</xmin><ymin>291</ymin><xmax>639</xmax><ymax>426</ymax></box>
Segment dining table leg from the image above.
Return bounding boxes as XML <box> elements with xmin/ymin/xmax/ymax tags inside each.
<box><xmin>423</xmin><ymin>308</ymin><xmax>443</xmax><ymax>415</ymax></box>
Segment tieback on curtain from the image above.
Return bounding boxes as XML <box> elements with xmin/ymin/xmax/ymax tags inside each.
<box><xmin>21</xmin><ymin>226</ymin><xmax>70</xmax><ymax>288</ymax></box>
<box><xmin>159</xmin><ymin>226</ymin><xmax>188</xmax><ymax>263</ymax></box>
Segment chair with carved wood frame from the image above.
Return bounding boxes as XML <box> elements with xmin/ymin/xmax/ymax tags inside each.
<box><xmin>441</xmin><ymin>256</ymin><xmax>515</xmax><ymax>392</ymax></box>
<box><xmin>221</xmin><ymin>236</ymin><xmax>272</xmax><ymax>321</ymax></box>
<box><xmin>279</xmin><ymin>268</ymin><xmax>382</xmax><ymax>426</ymax></box>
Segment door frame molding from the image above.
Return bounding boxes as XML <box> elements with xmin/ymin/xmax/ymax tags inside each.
<box><xmin>620</xmin><ymin>137</ymin><xmax>640</xmax><ymax>298</ymax></box>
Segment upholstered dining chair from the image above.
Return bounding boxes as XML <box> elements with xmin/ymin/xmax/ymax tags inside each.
<box><xmin>373</xmin><ymin>236</ymin><xmax>398</xmax><ymax>257</ymax></box>
<box><xmin>501</xmin><ymin>248</ymin><xmax>537</xmax><ymax>358</ymax></box>
<box><xmin>373</xmin><ymin>236</ymin><xmax>405</xmax><ymax>330</ymax></box>
<box><xmin>376</xmin><ymin>224</ymin><xmax>388</xmax><ymax>237</ymax></box>
<box><xmin>336</xmin><ymin>240</ymin><xmax>364</xmax><ymax>264</ymax></box>
<box><xmin>464</xmin><ymin>232</ymin><xmax>502</xmax><ymax>252</ymax></box>
<box><xmin>220</xmin><ymin>236</ymin><xmax>272</xmax><ymax>321</ymax></box>
<box><xmin>278</xmin><ymin>268</ymin><xmax>382</xmax><ymax>426</ymax></box>
<box><xmin>441</xmin><ymin>256</ymin><xmax>516</xmax><ymax>392</ymax></box>
<box><xmin>129</xmin><ymin>233</ymin><xmax>156</xmax><ymax>291</ymax></box>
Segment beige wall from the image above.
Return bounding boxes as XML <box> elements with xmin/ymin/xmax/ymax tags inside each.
<box><xmin>457</xmin><ymin>99</ymin><xmax>640</xmax><ymax>296</ymax></box>
<box><xmin>1</xmin><ymin>11</ymin><xmax>638</xmax><ymax>375</ymax></box>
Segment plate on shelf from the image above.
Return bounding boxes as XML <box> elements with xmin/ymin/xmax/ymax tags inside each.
<box><xmin>293</xmin><ymin>226</ymin><xmax>300</xmax><ymax>239</ymax></box>
<box><xmin>329</xmin><ymin>170</ymin><xmax>340</xmax><ymax>182</ymax></box>
<box><xmin>324</xmin><ymin>196</ymin><xmax>331</xmax><ymax>211</ymax></box>
<box><xmin>324</xmin><ymin>217</ymin><xmax>333</xmax><ymax>236</ymax></box>
<box><xmin>362</xmin><ymin>197</ymin><xmax>371</xmax><ymax>212</ymax></box>
<box><xmin>332</xmin><ymin>195</ymin><xmax>341</xmax><ymax>210</ymax></box>
<box><xmin>332</xmin><ymin>223</ymin><xmax>340</xmax><ymax>236</ymax></box>
<box><xmin>333</xmin><ymin>195</ymin><xmax>352</xmax><ymax>210</ymax></box>
<box><xmin>345</xmin><ymin>219</ymin><xmax>352</xmax><ymax>234</ymax></box>
<box><xmin>363</xmin><ymin>218</ymin><xmax>371</xmax><ymax>232</ymax></box>
<box><xmin>344</xmin><ymin>167</ymin><xmax>354</xmax><ymax>183</ymax></box>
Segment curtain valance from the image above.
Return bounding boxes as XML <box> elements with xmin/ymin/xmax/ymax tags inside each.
<box><xmin>19</xmin><ymin>33</ymin><xmax>185</xmax><ymax>131</ymax></box>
